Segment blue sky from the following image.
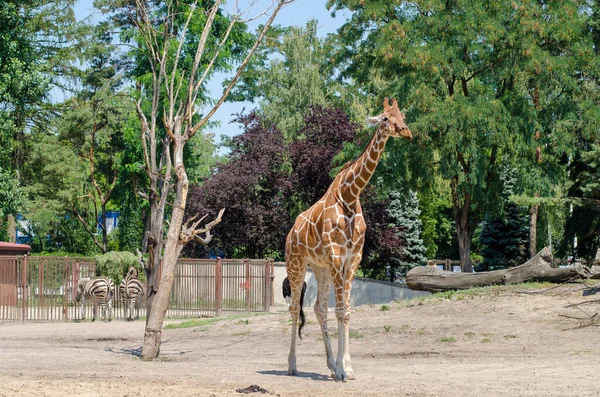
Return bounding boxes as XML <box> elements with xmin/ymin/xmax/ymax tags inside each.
<box><xmin>73</xmin><ymin>1</ymin><xmax>348</xmax><ymax>147</ymax></box>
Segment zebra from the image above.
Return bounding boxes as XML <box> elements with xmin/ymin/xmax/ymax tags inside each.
<box><xmin>76</xmin><ymin>276</ymin><xmax>114</xmax><ymax>322</ymax></box>
<box><xmin>119</xmin><ymin>266</ymin><xmax>144</xmax><ymax>321</ymax></box>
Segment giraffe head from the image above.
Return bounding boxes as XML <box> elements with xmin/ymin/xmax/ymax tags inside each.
<box><xmin>367</xmin><ymin>98</ymin><xmax>412</xmax><ymax>140</ymax></box>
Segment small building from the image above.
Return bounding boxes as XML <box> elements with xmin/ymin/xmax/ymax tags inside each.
<box><xmin>0</xmin><ymin>241</ymin><xmax>31</xmax><ymax>256</ymax></box>
<box><xmin>0</xmin><ymin>242</ymin><xmax>31</xmax><ymax>306</ymax></box>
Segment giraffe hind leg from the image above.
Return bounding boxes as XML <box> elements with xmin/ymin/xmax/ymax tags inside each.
<box><xmin>311</xmin><ymin>265</ymin><xmax>335</xmax><ymax>373</ymax></box>
<box><xmin>286</xmin><ymin>255</ymin><xmax>307</xmax><ymax>376</ymax></box>
<box><xmin>332</xmin><ymin>262</ymin><xmax>348</xmax><ymax>382</ymax></box>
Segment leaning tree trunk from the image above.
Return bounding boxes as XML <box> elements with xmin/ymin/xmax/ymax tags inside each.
<box><xmin>144</xmin><ymin>214</ymin><xmax>164</xmax><ymax>322</ymax></box>
<box><xmin>142</xmin><ymin>137</ymin><xmax>188</xmax><ymax>359</ymax></box>
<box><xmin>406</xmin><ymin>247</ymin><xmax>592</xmax><ymax>292</ymax></box>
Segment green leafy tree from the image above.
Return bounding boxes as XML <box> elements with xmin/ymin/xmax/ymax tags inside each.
<box><xmin>329</xmin><ymin>0</ymin><xmax>595</xmax><ymax>271</ymax></box>
<box><xmin>556</xmin><ymin>2</ymin><xmax>600</xmax><ymax>263</ymax></box>
<box><xmin>21</xmin><ymin>134</ymin><xmax>88</xmax><ymax>251</ymax></box>
<box><xmin>418</xmin><ymin>180</ymin><xmax>457</xmax><ymax>260</ymax></box>
<box><xmin>229</xmin><ymin>20</ymin><xmax>339</xmax><ymax>140</ymax></box>
<box><xmin>56</xmin><ymin>28</ymin><xmax>130</xmax><ymax>252</ymax></box>
<box><xmin>0</xmin><ymin>0</ymin><xmax>79</xmax><ymax>237</ymax></box>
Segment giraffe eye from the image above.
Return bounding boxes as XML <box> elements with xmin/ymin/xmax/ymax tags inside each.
<box><xmin>382</xmin><ymin>116</ymin><xmax>388</xmax><ymax>122</ymax></box>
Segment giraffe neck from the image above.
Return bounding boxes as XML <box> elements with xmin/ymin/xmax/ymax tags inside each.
<box><xmin>339</xmin><ymin>126</ymin><xmax>388</xmax><ymax>204</ymax></box>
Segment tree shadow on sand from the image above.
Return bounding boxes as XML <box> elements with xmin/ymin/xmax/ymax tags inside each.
<box><xmin>105</xmin><ymin>346</ymin><xmax>192</xmax><ymax>358</ymax></box>
<box><xmin>257</xmin><ymin>370</ymin><xmax>331</xmax><ymax>381</ymax></box>
<box><xmin>106</xmin><ymin>346</ymin><xmax>143</xmax><ymax>357</ymax></box>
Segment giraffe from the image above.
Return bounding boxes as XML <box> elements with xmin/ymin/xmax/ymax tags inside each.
<box><xmin>285</xmin><ymin>98</ymin><xmax>412</xmax><ymax>382</ymax></box>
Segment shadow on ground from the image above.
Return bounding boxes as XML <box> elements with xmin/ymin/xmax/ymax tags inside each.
<box><xmin>257</xmin><ymin>370</ymin><xmax>331</xmax><ymax>381</ymax></box>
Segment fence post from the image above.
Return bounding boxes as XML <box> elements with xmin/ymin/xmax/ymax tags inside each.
<box><xmin>244</xmin><ymin>260</ymin><xmax>251</xmax><ymax>313</ymax></box>
<box><xmin>215</xmin><ymin>257</ymin><xmax>222</xmax><ymax>316</ymax></box>
<box><xmin>270</xmin><ymin>259</ymin><xmax>275</xmax><ymax>307</ymax></box>
<box><xmin>264</xmin><ymin>260</ymin><xmax>272</xmax><ymax>312</ymax></box>
<box><xmin>63</xmin><ymin>257</ymin><xmax>69</xmax><ymax>321</ymax></box>
<box><xmin>21</xmin><ymin>255</ymin><xmax>28</xmax><ymax>322</ymax></box>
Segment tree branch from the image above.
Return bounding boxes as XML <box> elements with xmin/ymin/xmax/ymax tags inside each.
<box><xmin>179</xmin><ymin>208</ymin><xmax>225</xmax><ymax>246</ymax></box>
<box><xmin>190</xmin><ymin>0</ymin><xmax>292</xmax><ymax>138</ymax></box>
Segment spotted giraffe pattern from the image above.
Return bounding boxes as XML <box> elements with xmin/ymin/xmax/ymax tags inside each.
<box><xmin>285</xmin><ymin>98</ymin><xmax>412</xmax><ymax>381</ymax></box>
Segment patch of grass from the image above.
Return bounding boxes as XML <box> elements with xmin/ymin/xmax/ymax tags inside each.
<box><xmin>481</xmin><ymin>332</ymin><xmax>493</xmax><ymax>337</ymax></box>
<box><xmin>398</xmin><ymin>282</ymin><xmax>557</xmax><ymax>306</ymax></box>
<box><xmin>232</xmin><ymin>330</ymin><xmax>252</xmax><ymax>337</ymax></box>
<box><xmin>349</xmin><ymin>329</ymin><xmax>364</xmax><ymax>339</ymax></box>
<box><xmin>417</xmin><ymin>329</ymin><xmax>430</xmax><ymax>336</ymax></box>
<box><xmin>384</xmin><ymin>325</ymin><xmax>392</xmax><ymax>333</ymax></box>
<box><xmin>464</xmin><ymin>331</ymin><xmax>475</xmax><ymax>337</ymax></box>
<box><xmin>440</xmin><ymin>336</ymin><xmax>456</xmax><ymax>343</ymax></box>
<box><xmin>503</xmin><ymin>334</ymin><xmax>517</xmax><ymax>339</ymax></box>
<box><xmin>481</xmin><ymin>338</ymin><xmax>491</xmax><ymax>343</ymax></box>
<box><xmin>164</xmin><ymin>312</ymin><xmax>271</xmax><ymax>330</ymax></box>
<box><xmin>380</xmin><ymin>304</ymin><xmax>390</xmax><ymax>311</ymax></box>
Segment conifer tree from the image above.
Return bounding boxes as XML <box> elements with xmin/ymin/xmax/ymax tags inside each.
<box><xmin>387</xmin><ymin>190</ymin><xmax>427</xmax><ymax>278</ymax></box>
<box><xmin>479</xmin><ymin>169</ymin><xmax>529</xmax><ymax>271</ymax></box>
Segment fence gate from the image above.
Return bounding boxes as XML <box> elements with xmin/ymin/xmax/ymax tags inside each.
<box><xmin>1</xmin><ymin>256</ymin><xmax>274</xmax><ymax>322</ymax></box>
<box><xmin>168</xmin><ymin>258</ymin><xmax>273</xmax><ymax>317</ymax></box>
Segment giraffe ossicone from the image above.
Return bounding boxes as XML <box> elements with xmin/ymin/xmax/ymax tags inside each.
<box><xmin>285</xmin><ymin>97</ymin><xmax>412</xmax><ymax>382</ymax></box>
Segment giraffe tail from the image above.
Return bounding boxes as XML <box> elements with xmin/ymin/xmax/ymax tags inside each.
<box><xmin>298</xmin><ymin>281</ymin><xmax>306</xmax><ymax>340</ymax></box>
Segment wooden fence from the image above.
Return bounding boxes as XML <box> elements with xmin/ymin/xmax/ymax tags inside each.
<box><xmin>0</xmin><ymin>256</ymin><xmax>274</xmax><ymax>322</ymax></box>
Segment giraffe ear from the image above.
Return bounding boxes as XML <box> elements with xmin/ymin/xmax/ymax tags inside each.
<box><xmin>383</xmin><ymin>97</ymin><xmax>390</xmax><ymax>110</ymax></box>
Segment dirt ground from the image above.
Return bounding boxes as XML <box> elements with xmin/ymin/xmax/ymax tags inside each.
<box><xmin>2</xmin><ymin>283</ymin><xmax>600</xmax><ymax>397</ymax></box>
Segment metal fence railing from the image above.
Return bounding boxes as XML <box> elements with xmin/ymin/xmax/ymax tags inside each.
<box><xmin>0</xmin><ymin>256</ymin><xmax>274</xmax><ymax>322</ymax></box>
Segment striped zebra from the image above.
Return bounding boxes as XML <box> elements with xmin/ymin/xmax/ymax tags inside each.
<box><xmin>119</xmin><ymin>266</ymin><xmax>144</xmax><ymax>321</ymax></box>
<box><xmin>76</xmin><ymin>276</ymin><xmax>114</xmax><ymax>322</ymax></box>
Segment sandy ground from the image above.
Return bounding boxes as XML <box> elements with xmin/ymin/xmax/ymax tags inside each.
<box><xmin>2</xmin><ymin>282</ymin><xmax>600</xmax><ymax>397</ymax></box>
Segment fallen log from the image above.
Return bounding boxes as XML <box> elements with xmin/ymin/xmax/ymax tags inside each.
<box><xmin>406</xmin><ymin>247</ymin><xmax>593</xmax><ymax>293</ymax></box>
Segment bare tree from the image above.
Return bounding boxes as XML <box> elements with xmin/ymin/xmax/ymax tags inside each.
<box><xmin>130</xmin><ymin>0</ymin><xmax>293</xmax><ymax>359</ymax></box>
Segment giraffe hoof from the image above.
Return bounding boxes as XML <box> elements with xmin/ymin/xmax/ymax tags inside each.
<box><xmin>346</xmin><ymin>371</ymin><xmax>356</xmax><ymax>380</ymax></box>
<box><xmin>332</xmin><ymin>370</ymin><xmax>347</xmax><ymax>382</ymax></box>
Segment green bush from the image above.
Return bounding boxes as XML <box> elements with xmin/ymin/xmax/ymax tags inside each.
<box><xmin>94</xmin><ymin>251</ymin><xmax>144</xmax><ymax>283</ymax></box>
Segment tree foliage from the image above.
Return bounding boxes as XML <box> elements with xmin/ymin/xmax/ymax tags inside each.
<box><xmin>229</xmin><ymin>20</ymin><xmax>338</xmax><ymax>140</ymax></box>
<box><xmin>478</xmin><ymin>168</ymin><xmax>529</xmax><ymax>270</ymax></box>
<box><xmin>387</xmin><ymin>190</ymin><xmax>427</xmax><ymax>276</ymax></box>
<box><xmin>360</xmin><ymin>188</ymin><xmax>407</xmax><ymax>281</ymax></box>
<box><xmin>185</xmin><ymin>112</ymin><xmax>292</xmax><ymax>259</ymax></box>
<box><xmin>328</xmin><ymin>0</ymin><xmax>597</xmax><ymax>270</ymax></box>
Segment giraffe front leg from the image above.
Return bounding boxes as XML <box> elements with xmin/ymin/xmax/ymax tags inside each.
<box><xmin>312</xmin><ymin>266</ymin><xmax>335</xmax><ymax>373</ymax></box>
